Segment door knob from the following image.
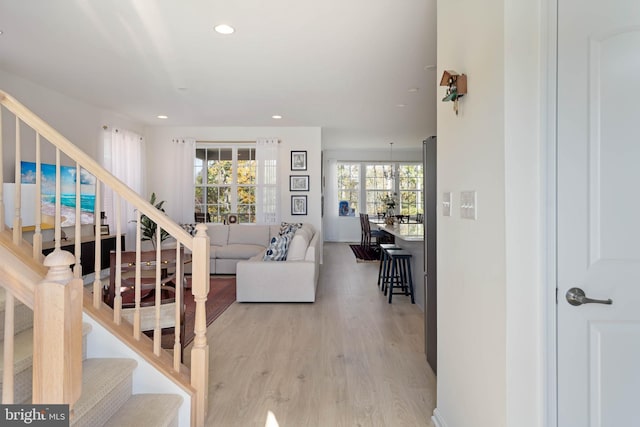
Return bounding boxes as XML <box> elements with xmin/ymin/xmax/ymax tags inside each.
<box><xmin>565</xmin><ymin>287</ymin><xmax>613</xmax><ymax>306</ymax></box>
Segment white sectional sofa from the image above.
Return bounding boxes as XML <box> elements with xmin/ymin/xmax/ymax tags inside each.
<box><xmin>198</xmin><ymin>222</ymin><xmax>320</xmax><ymax>302</ymax></box>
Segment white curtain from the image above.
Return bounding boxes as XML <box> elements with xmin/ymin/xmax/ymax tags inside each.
<box><xmin>171</xmin><ymin>138</ymin><xmax>195</xmax><ymax>224</ymax></box>
<box><xmin>102</xmin><ymin>127</ymin><xmax>145</xmax><ymax>247</ymax></box>
<box><xmin>255</xmin><ymin>137</ymin><xmax>279</xmax><ymax>224</ymax></box>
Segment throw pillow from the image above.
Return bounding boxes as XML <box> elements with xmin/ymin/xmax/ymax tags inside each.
<box><xmin>263</xmin><ymin>233</ymin><xmax>292</xmax><ymax>261</ymax></box>
<box><xmin>180</xmin><ymin>223</ymin><xmax>197</xmax><ymax>236</ymax></box>
<box><xmin>279</xmin><ymin>221</ymin><xmax>303</xmax><ymax>235</ymax></box>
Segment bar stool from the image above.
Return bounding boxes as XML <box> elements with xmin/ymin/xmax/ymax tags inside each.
<box><xmin>378</xmin><ymin>243</ymin><xmax>401</xmax><ymax>290</ymax></box>
<box><xmin>384</xmin><ymin>249</ymin><xmax>415</xmax><ymax>304</ymax></box>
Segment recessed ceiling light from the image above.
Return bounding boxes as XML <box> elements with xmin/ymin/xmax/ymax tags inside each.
<box><xmin>157</xmin><ymin>115</ymin><xmax>168</xmax><ymax>119</ymax></box>
<box><xmin>272</xmin><ymin>115</ymin><xmax>282</xmax><ymax>119</ymax></box>
<box><xmin>214</xmin><ymin>24</ymin><xmax>235</xmax><ymax>35</ymax></box>
<box><xmin>408</xmin><ymin>87</ymin><xmax>419</xmax><ymax>93</ymax></box>
<box><xmin>396</xmin><ymin>104</ymin><xmax>406</xmax><ymax>108</ymax></box>
<box><xmin>0</xmin><ymin>30</ymin><xmax>4</xmax><ymax>36</ymax></box>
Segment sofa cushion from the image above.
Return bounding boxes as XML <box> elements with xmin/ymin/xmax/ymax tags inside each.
<box><xmin>207</xmin><ymin>225</ymin><xmax>229</xmax><ymax>246</ymax></box>
<box><xmin>287</xmin><ymin>232</ymin><xmax>310</xmax><ymax>261</ymax></box>
<box><xmin>228</xmin><ymin>225</ymin><xmax>270</xmax><ymax>246</ymax></box>
<box><xmin>299</xmin><ymin>223</ymin><xmax>315</xmax><ymax>236</ymax></box>
<box><xmin>216</xmin><ymin>244</ymin><xmax>266</xmax><ymax>259</ymax></box>
<box><xmin>263</xmin><ymin>234</ymin><xmax>292</xmax><ymax>261</ymax></box>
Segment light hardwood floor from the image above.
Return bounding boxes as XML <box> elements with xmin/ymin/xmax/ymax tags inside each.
<box><xmin>194</xmin><ymin>242</ymin><xmax>437</xmax><ymax>426</ymax></box>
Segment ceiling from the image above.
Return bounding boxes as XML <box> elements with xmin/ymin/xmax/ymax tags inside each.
<box><xmin>0</xmin><ymin>0</ymin><xmax>437</xmax><ymax>150</ymax></box>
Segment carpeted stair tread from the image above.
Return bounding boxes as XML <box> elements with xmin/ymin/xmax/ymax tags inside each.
<box><xmin>0</xmin><ymin>322</ymin><xmax>93</xmax><ymax>404</ymax></box>
<box><xmin>0</xmin><ymin>327</ymin><xmax>33</xmax><ymax>376</ymax></box>
<box><xmin>71</xmin><ymin>358</ymin><xmax>137</xmax><ymax>427</ymax></box>
<box><xmin>0</xmin><ymin>328</ymin><xmax>34</xmax><ymax>403</ymax></box>
<box><xmin>102</xmin><ymin>394</ymin><xmax>183</xmax><ymax>427</ymax></box>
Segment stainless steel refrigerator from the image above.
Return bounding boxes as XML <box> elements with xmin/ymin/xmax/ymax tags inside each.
<box><xmin>423</xmin><ymin>136</ymin><xmax>437</xmax><ymax>374</ymax></box>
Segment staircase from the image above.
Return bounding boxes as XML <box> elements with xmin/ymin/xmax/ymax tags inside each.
<box><xmin>0</xmin><ymin>287</ymin><xmax>183</xmax><ymax>426</ymax></box>
<box><xmin>0</xmin><ymin>90</ymin><xmax>211</xmax><ymax>426</ymax></box>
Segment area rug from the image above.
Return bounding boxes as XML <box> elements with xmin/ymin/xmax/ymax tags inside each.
<box><xmin>182</xmin><ymin>276</ymin><xmax>236</xmax><ymax>346</ymax></box>
<box><xmin>349</xmin><ymin>244</ymin><xmax>381</xmax><ymax>263</ymax></box>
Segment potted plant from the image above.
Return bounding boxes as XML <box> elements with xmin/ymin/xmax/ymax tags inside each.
<box><xmin>138</xmin><ymin>192</ymin><xmax>170</xmax><ymax>248</ymax></box>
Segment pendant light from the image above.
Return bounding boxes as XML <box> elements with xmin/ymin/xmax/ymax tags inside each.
<box><xmin>384</xmin><ymin>142</ymin><xmax>396</xmax><ymax>181</ymax></box>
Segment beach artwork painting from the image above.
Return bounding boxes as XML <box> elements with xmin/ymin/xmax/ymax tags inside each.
<box><xmin>21</xmin><ymin>161</ymin><xmax>96</xmax><ymax>226</ymax></box>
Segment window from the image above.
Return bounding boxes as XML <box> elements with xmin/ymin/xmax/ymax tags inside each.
<box><xmin>398</xmin><ymin>164</ymin><xmax>423</xmax><ymax>216</ymax></box>
<box><xmin>194</xmin><ymin>145</ymin><xmax>256</xmax><ymax>223</ymax></box>
<box><xmin>335</xmin><ymin>161</ymin><xmax>423</xmax><ymax>219</ymax></box>
<box><xmin>365</xmin><ymin>164</ymin><xmax>394</xmax><ymax>215</ymax></box>
<box><xmin>337</xmin><ymin>163</ymin><xmax>360</xmax><ymax>215</ymax></box>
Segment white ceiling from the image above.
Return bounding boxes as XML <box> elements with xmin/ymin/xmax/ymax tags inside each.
<box><xmin>0</xmin><ymin>0</ymin><xmax>437</xmax><ymax>150</ymax></box>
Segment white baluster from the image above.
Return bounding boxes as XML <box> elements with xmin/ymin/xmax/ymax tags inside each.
<box><xmin>32</xmin><ymin>133</ymin><xmax>42</xmax><ymax>260</ymax></box>
<box><xmin>133</xmin><ymin>212</ymin><xmax>141</xmax><ymax>340</ymax></box>
<box><xmin>13</xmin><ymin>117</ymin><xmax>21</xmax><ymax>245</ymax></box>
<box><xmin>54</xmin><ymin>148</ymin><xmax>61</xmax><ymax>250</ymax></box>
<box><xmin>73</xmin><ymin>163</ymin><xmax>81</xmax><ymax>277</ymax></box>
<box><xmin>174</xmin><ymin>243</ymin><xmax>182</xmax><ymax>370</ymax></box>
<box><xmin>92</xmin><ymin>182</ymin><xmax>102</xmax><ymax>309</ymax></box>
<box><xmin>154</xmin><ymin>228</ymin><xmax>161</xmax><ymax>356</ymax></box>
<box><xmin>113</xmin><ymin>196</ymin><xmax>122</xmax><ymax>324</ymax></box>
<box><xmin>2</xmin><ymin>292</ymin><xmax>15</xmax><ymax>403</ymax></box>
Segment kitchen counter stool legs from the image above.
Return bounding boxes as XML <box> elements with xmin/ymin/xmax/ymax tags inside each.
<box><xmin>384</xmin><ymin>249</ymin><xmax>415</xmax><ymax>304</ymax></box>
<box><xmin>378</xmin><ymin>243</ymin><xmax>401</xmax><ymax>290</ymax></box>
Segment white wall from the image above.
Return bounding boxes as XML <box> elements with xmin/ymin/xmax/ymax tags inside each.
<box><xmin>144</xmin><ymin>126</ymin><xmax>322</xmax><ymax>239</ymax></box>
<box><xmin>322</xmin><ymin>146</ymin><xmax>422</xmax><ymax>242</ymax></box>
<box><xmin>434</xmin><ymin>1</ymin><xmax>544</xmax><ymax>427</ymax></box>
<box><xmin>504</xmin><ymin>0</ymin><xmax>545</xmax><ymax>425</ymax></box>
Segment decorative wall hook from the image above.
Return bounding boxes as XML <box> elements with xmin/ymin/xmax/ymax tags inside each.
<box><xmin>440</xmin><ymin>70</ymin><xmax>467</xmax><ymax>115</ymax></box>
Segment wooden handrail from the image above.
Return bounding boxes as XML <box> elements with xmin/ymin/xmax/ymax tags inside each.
<box><xmin>0</xmin><ymin>91</ymin><xmax>193</xmax><ymax>250</ymax></box>
<box><xmin>0</xmin><ymin>90</ymin><xmax>209</xmax><ymax>426</ymax></box>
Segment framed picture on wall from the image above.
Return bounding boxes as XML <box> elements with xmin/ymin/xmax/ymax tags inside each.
<box><xmin>291</xmin><ymin>151</ymin><xmax>307</xmax><ymax>171</ymax></box>
<box><xmin>289</xmin><ymin>175</ymin><xmax>309</xmax><ymax>191</ymax></box>
<box><xmin>291</xmin><ymin>195</ymin><xmax>307</xmax><ymax>215</ymax></box>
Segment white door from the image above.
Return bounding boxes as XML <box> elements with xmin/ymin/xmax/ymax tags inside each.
<box><xmin>558</xmin><ymin>0</ymin><xmax>640</xmax><ymax>425</ymax></box>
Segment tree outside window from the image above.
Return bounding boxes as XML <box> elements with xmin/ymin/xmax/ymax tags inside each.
<box><xmin>337</xmin><ymin>163</ymin><xmax>360</xmax><ymax>215</ymax></box>
<box><xmin>398</xmin><ymin>164</ymin><xmax>423</xmax><ymax>216</ymax></box>
<box><xmin>337</xmin><ymin>161</ymin><xmax>423</xmax><ymax>220</ymax></box>
<box><xmin>194</xmin><ymin>145</ymin><xmax>256</xmax><ymax>223</ymax></box>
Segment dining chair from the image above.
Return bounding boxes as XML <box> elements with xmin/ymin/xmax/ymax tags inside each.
<box><xmin>360</xmin><ymin>213</ymin><xmax>385</xmax><ymax>249</ymax></box>
<box><xmin>194</xmin><ymin>212</ymin><xmax>211</xmax><ymax>223</ymax></box>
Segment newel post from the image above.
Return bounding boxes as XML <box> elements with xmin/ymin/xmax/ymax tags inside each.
<box><xmin>191</xmin><ymin>224</ymin><xmax>210</xmax><ymax>427</ymax></box>
<box><xmin>32</xmin><ymin>249</ymin><xmax>83</xmax><ymax>409</ymax></box>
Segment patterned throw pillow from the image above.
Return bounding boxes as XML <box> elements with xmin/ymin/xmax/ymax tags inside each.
<box><xmin>180</xmin><ymin>223</ymin><xmax>198</xmax><ymax>236</ymax></box>
<box><xmin>263</xmin><ymin>233</ymin><xmax>292</xmax><ymax>261</ymax></box>
<box><xmin>279</xmin><ymin>222</ymin><xmax>303</xmax><ymax>235</ymax></box>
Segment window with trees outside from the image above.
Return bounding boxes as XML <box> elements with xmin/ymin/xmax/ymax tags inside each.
<box><xmin>337</xmin><ymin>162</ymin><xmax>423</xmax><ymax>219</ymax></box>
<box><xmin>365</xmin><ymin>164</ymin><xmax>394</xmax><ymax>216</ymax></box>
<box><xmin>337</xmin><ymin>163</ymin><xmax>360</xmax><ymax>216</ymax></box>
<box><xmin>194</xmin><ymin>145</ymin><xmax>256</xmax><ymax>223</ymax></box>
<box><xmin>397</xmin><ymin>164</ymin><xmax>423</xmax><ymax>216</ymax></box>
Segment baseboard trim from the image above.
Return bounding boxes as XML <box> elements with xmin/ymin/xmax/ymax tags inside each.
<box><xmin>432</xmin><ymin>408</ymin><xmax>448</xmax><ymax>427</ymax></box>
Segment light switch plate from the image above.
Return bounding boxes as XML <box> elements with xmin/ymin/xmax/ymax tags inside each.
<box><xmin>460</xmin><ymin>190</ymin><xmax>477</xmax><ymax>220</ymax></box>
<box><xmin>442</xmin><ymin>192</ymin><xmax>452</xmax><ymax>216</ymax></box>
